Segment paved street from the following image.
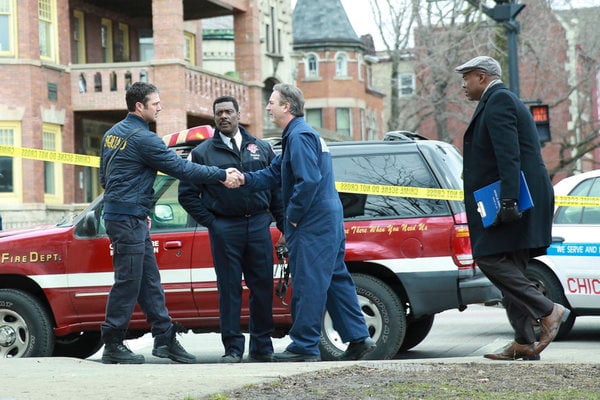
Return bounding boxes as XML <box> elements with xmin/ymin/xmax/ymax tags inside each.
<box><xmin>1</xmin><ymin>304</ymin><xmax>598</xmax><ymax>400</ymax></box>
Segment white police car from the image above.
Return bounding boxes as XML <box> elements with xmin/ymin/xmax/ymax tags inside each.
<box><xmin>529</xmin><ymin>169</ymin><xmax>600</xmax><ymax>339</ymax></box>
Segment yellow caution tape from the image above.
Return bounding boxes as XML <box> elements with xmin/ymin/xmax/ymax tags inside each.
<box><xmin>0</xmin><ymin>145</ymin><xmax>100</xmax><ymax>168</ymax></box>
<box><xmin>335</xmin><ymin>182</ymin><xmax>464</xmax><ymax>201</ymax></box>
<box><xmin>2</xmin><ymin>145</ymin><xmax>599</xmax><ymax>207</ymax></box>
<box><xmin>554</xmin><ymin>195</ymin><xmax>600</xmax><ymax>207</ymax></box>
<box><xmin>336</xmin><ymin>182</ymin><xmax>600</xmax><ymax>207</ymax></box>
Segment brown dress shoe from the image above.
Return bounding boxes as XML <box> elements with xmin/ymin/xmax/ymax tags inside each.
<box><xmin>484</xmin><ymin>341</ymin><xmax>539</xmax><ymax>361</ymax></box>
<box><xmin>536</xmin><ymin>303</ymin><xmax>570</xmax><ymax>354</ymax></box>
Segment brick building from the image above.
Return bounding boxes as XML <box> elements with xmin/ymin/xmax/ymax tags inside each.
<box><xmin>291</xmin><ymin>0</ymin><xmax>385</xmax><ymax>142</ymax></box>
<box><xmin>0</xmin><ymin>0</ymin><xmax>292</xmax><ymax>228</ymax></box>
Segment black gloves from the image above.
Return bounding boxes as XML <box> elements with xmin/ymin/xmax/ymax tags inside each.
<box><xmin>492</xmin><ymin>199</ymin><xmax>521</xmax><ymax>227</ymax></box>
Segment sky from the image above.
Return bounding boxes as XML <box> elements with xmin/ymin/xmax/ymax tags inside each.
<box><xmin>339</xmin><ymin>0</ymin><xmax>378</xmax><ymax>44</ymax></box>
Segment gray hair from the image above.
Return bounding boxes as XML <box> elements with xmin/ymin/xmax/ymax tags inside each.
<box><xmin>273</xmin><ymin>83</ymin><xmax>304</xmax><ymax>117</ymax></box>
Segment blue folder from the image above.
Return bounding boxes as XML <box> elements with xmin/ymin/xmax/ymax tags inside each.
<box><xmin>473</xmin><ymin>171</ymin><xmax>534</xmax><ymax>228</ymax></box>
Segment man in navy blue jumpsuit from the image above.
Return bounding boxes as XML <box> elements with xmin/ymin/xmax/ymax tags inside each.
<box><xmin>239</xmin><ymin>83</ymin><xmax>376</xmax><ymax>362</ymax></box>
<box><xmin>99</xmin><ymin>82</ymin><xmax>240</xmax><ymax>364</ymax></box>
<box><xmin>179</xmin><ymin>96</ymin><xmax>284</xmax><ymax>363</ymax></box>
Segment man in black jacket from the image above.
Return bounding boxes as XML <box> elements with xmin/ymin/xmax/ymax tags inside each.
<box><xmin>100</xmin><ymin>82</ymin><xmax>240</xmax><ymax>364</ymax></box>
<box><xmin>179</xmin><ymin>96</ymin><xmax>284</xmax><ymax>363</ymax></box>
<box><xmin>456</xmin><ymin>56</ymin><xmax>568</xmax><ymax>360</ymax></box>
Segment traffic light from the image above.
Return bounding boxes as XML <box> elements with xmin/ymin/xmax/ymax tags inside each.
<box><xmin>530</xmin><ymin>104</ymin><xmax>550</xmax><ymax>143</ymax></box>
<box><xmin>483</xmin><ymin>2</ymin><xmax>525</xmax><ymax>22</ymax></box>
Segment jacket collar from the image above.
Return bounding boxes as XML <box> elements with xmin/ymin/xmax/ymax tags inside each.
<box><xmin>125</xmin><ymin>113</ymin><xmax>149</xmax><ymax>128</ymax></box>
<box><xmin>470</xmin><ymin>82</ymin><xmax>507</xmax><ymax>122</ymax></box>
<box><xmin>213</xmin><ymin>125</ymin><xmax>256</xmax><ymax>147</ymax></box>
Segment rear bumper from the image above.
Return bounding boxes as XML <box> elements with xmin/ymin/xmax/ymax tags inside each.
<box><xmin>459</xmin><ymin>272</ymin><xmax>502</xmax><ymax>306</ymax></box>
<box><xmin>398</xmin><ymin>270</ymin><xmax>501</xmax><ymax>318</ymax></box>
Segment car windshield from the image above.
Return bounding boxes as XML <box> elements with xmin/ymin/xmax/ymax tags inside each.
<box><xmin>554</xmin><ymin>175</ymin><xmax>600</xmax><ymax>224</ymax></box>
<box><xmin>58</xmin><ymin>195</ymin><xmax>105</xmax><ymax>228</ymax></box>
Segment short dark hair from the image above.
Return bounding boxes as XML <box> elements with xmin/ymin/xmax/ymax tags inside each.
<box><xmin>125</xmin><ymin>82</ymin><xmax>159</xmax><ymax>112</ymax></box>
<box><xmin>213</xmin><ymin>96</ymin><xmax>239</xmax><ymax>114</ymax></box>
<box><xmin>273</xmin><ymin>83</ymin><xmax>304</xmax><ymax>117</ymax></box>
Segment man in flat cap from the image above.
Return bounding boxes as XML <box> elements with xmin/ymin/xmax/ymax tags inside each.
<box><xmin>456</xmin><ymin>55</ymin><xmax>566</xmax><ymax>360</ymax></box>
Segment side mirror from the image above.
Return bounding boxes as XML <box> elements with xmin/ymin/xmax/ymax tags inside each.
<box><xmin>76</xmin><ymin>210</ymin><xmax>98</xmax><ymax>236</ymax></box>
<box><xmin>154</xmin><ymin>204</ymin><xmax>174</xmax><ymax>222</ymax></box>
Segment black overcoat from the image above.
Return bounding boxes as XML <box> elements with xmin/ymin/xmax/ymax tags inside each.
<box><xmin>462</xmin><ymin>83</ymin><xmax>554</xmax><ymax>258</ymax></box>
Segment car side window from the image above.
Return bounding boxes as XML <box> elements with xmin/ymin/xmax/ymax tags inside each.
<box><xmin>75</xmin><ymin>176</ymin><xmax>192</xmax><ymax>238</ymax></box>
<box><xmin>150</xmin><ymin>176</ymin><xmax>193</xmax><ymax>231</ymax></box>
<box><xmin>333</xmin><ymin>152</ymin><xmax>450</xmax><ymax>219</ymax></box>
<box><xmin>555</xmin><ymin>177</ymin><xmax>600</xmax><ymax>224</ymax></box>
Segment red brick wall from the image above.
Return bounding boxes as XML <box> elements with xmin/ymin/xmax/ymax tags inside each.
<box><xmin>297</xmin><ymin>48</ymin><xmax>384</xmax><ymax>140</ymax></box>
<box><xmin>234</xmin><ymin>5</ymin><xmax>264</xmax><ymax>136</ymax></box>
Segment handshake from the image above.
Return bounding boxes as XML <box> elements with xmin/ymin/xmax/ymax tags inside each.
<box><xmin>222</xmin><ymin>168</ymin><xmax>245</xmax><ymax>189</ymax></box>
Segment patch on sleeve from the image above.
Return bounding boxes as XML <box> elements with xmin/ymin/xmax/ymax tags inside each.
<box><xmin>319</xmin><ymin>137</ymin><xmax>330</xmax><ymax>153</ymax></box>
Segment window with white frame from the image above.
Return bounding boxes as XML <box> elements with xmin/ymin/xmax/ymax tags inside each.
<box><xmin>366</xmin><ymin>64</ymin><xmax>373</xmax><ymax>89</ymax></box>
<box><xmin>336</xmin><ymin>108</ymin><xmax>351</xmax><ymax>136</ymax></box>
<box><xmin>39</xmin><ymin>0</ymin><xmax>58</xmax><ymax>62</ymax></box>
<box><xmin>72</xmin><ymin>10</ymin><xmax>86</xmax><ymax>63</ymax></box>
<box><xmin>184</xmin><ymin>31</ymin><xmax>195</xmax><ymax>65</ymax></box>
<box><xmin>0</xmin><ymin>122</ymin><xmax>21</xmax><ymax>201</ymax></box>
<box><xmin>398</xmin><ymin>73</ymin><xmax>416</xmax><ymax>97</ymax></box>
<box><xmin>101</xmin><ymin>18</ymin><xmax>113</xmax><ymax>63</ymax></box>
<box><xmin>305</xmin><ymin>53</ymin><xmax>319</xmax><ymax>79</ymax></box>
<box><xmin>306</xmin><ymin>109</ymin><xmax>323</xmax><ymax>128</ymax></box>
<box><xmin>359</xmin><ymin>108</ymin><xmax>366</xmax><ymax>140</ymax></box>
<box><xmin>335</xmin><ymin>52</ymin><xmax>348</xmax><ymax>77</ymax></box>
<box><xmin>0</xmin><ymin>0</ymin><xmax>17</xmax><ymax>57</ymax></box>
<box><xmin>42</xmin><ymin>123</ymin><xmax>63</xmax><ymax>203</ymax></box>
<box><xmin>116</xmin><ymin>23</ymin><xmax>129</xmax><ymax>62</ymax></box>
<box><xmin>357</xmin><ymin>55</ymin><xmax>364</xmax><ymax>81</ymax></box>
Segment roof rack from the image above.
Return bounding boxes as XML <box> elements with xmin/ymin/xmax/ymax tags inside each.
<box><xmin>383</xmin><ymin>131</ymin><xmax>429</xmax><ymax>141</ymax></box>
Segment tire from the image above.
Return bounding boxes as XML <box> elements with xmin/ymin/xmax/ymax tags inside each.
<box><xmin>0</xmin><ymin>289</ymin><xmax>54</xmax><ymax>358</ymax></box>
<box><xmin>526</xmin><ymin>262</ymin><xmax>575</xmax><ymax>340</ymax></box>
<box><xmin>397</xmin><ymin>314</ymin><xmax>435</xmax><ymax>353</ymax></box>
<box><xmin>319</xmin><ymin>273</ymin><xmax>406</xmax><ymax>360</ymax></box>
<box><xmin>53</xmin><ymin>332</ymin><xmax>103</xmax><ymax>359</ymax></box>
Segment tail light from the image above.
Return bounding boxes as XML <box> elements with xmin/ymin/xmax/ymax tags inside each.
<box><xmin>451</xmin><ymin>224</ymin><xmax>475</xmax><ymax>269</ymax></box>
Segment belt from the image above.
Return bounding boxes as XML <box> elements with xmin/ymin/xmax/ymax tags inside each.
<box><xmin>215</xmin><ymin>210</ymin><xmax>267</xmax><ymax>218</ymax></box>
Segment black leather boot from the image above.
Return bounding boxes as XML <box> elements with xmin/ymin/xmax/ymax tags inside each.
<box><xmin>152</xmin><ymin>323</ymin><xmax>196</xmax><ymax>364</ymax></box>
<box><xmin>101</xmin><ymin>330</ymin><xmax>145</xmax><ymax>364</ymax></box>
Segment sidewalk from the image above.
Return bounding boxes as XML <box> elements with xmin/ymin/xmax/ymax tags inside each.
<box><xmin>1</xmin><ymin>357</ymin><xmax>355</xmax><ymax>400</ymax></box>
<box><xmin>2</xmin><ymin>306</ymin><xmax>597</xmax><ymax>400</ymax></box>
<box><xmin>2</xmin><ymin>341</ymin><xmax>598</xmax><ymax>400</ymax></box>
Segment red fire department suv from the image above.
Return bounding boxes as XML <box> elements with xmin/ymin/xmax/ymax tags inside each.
<box><xmin>0</xmin><ymin>127</ymin><xmax>500</xmax><ymax>360</ymax></box>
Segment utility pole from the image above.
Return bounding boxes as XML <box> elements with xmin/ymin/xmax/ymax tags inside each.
<box><xmin>467</xmin><ymin>0</ymin><xmax>526</xmax><ymax>97</ymax></box>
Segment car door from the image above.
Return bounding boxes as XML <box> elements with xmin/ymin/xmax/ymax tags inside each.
<box><xmin>67</xmin><ymin>175</ymin><xmax>199</xmax><ymax>326</ymax></box>
<box><xmin>548</xmin><ymin>175</ymin><xmax>600</xmax><ymax>309</ymax></box>
<box><xmin>147</xmin><ymin>175</ymin><xmax>199</xmax><ymax>321</ymax></box>
<box><xmin>189</xmin><ymin>221</ymin><xmax>291</xmax><ymax>327</ymax></box>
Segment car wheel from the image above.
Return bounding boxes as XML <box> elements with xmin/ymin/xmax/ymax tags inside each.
<box><xmin>526</xmin><ymin>262</ymin><xmax>575</xmax><ymax>340</ymax></box>
<box><xmin>397</xmin><ymin>314</ymin><xmax>435</xmax><ymax>353</ymax></box>
<box><xmin>319</xmin><ymin>273</ymin><xmax>406</xmax><ymax>360</ymax></box>
<box><xmin>53</xmin><ymin>332</ymin><xmax>103</xmax><ymax>359</ymax></box>
<box><xmin>0</xmin><ymin>289</ymin><xmax>54</xmax><ymax>358</ymax></box>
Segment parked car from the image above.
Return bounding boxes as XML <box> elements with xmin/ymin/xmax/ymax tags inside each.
<box><xmin>0</xmin><ymin>127</ymin><xmax>500</xmax><ymax>360</ymax></box>
<box><xmin>530</xmin><ymin>169</ymin><xmax>600</xmax><ymax>339</ymax></box>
